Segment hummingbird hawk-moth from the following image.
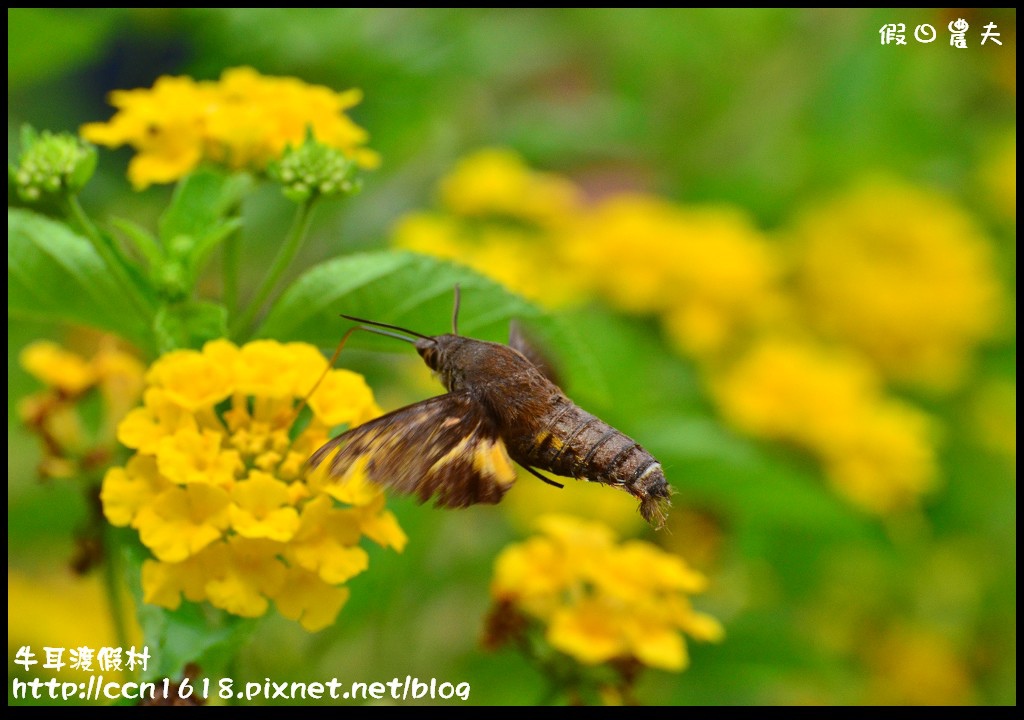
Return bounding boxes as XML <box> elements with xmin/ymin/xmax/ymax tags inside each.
<box><xmin>308</xmin><ymin>289</ymin><xmax>673</xmax><ymax>528</ymax></box>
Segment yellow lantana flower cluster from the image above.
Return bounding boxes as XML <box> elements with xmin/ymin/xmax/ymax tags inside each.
<box><xmin>486</xmin><ymin>515</ymin><xmax>723</xmax><ymax>672</ymax></box>
<box><xmin>19</xmin><ymin>338</ymin><xmax>145</xmax><ymax>479</ymax></box>
<box><xmin>100</xmin><ymin>339</ymin><xmax>407</xmax><ymax>632</ymax></box>
<box><xmin>792</xmin><ymin>178</ymin><xmax>1003</xmax><ymax>392</ymax></box>
<box><xmin>81</xmin><ymin>67</ymin><xmax>379</xmax><ymax>190</ymax></box>
<box><xmin>393</xmin><ymin>148</ymin><xmax>587</xmax><ymax>307</ymax></box>
<box><xmin>568</xmin><ymin>194</ymin><xmax>788</xmax><ymax>358</ymax></box>
<box><xmin>713</xmin><ymin>339</ymin><xmax>937</xmax><ymax>514</ymax></box>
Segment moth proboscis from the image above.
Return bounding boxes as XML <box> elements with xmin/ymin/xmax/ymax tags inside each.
<box><xmin>307</xmin><ymin>288</ymin><xmax>673</xmax><ymax>528</ymax></box>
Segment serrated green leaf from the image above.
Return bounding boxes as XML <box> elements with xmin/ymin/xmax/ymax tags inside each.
<box><xmin>8</xmin><ymin>208</ymin><xmax>152</xmax><ymax>349</ymax></box>
<box><xmin>154</xmin><ymin>301</ymin><xmax>229</xmax><ymax>352</ymax></box>
<box><xmin>257</xmin><ymin>250</ymin><xmax>544</xmax><ymax>348</ymax></box>
<box><xmin>258</xmin><ymin>250</ymin><xmax>614</xmax><ymax>400</ymax></box>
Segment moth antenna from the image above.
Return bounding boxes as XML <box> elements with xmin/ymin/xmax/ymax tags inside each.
<box><xmin>339</xmin><ymin>314</ymin><xmax>433</xmax><ymax>341</ymax></box>
<box><xmin>451</xmin><ymin>283</ymin><xmax>461</xmax><ymax>336</ymax></box>
<box><xmin>292</xmin><ymin>322</ymin><xmax>422</xmax><ymax>428</ymax></box>
<box><xmin>351</xmin><ymin>326</ymin><xmax>418</xmax><ymax>344</ymax></box>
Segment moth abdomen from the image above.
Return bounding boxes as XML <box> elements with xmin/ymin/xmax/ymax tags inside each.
<box><xmin>511</xmin><ymin>401</ymin><xmax>672</xmax><ymax>528</ymax></box>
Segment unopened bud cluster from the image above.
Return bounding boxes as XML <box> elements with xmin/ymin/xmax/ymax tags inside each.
<box><xmin>10</xmin><ymin>127</ymin><xmax>96</xmax><ymax>202</ymax></box>
<box><xmin>270</xmin><ymin>133</ymin><xmax>360</xmax><ymax>203</ymax></box>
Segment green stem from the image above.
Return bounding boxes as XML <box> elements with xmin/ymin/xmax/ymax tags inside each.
<box><xmin>518</xmin><ymin>634</ymin><xmax>571</xmax><ymax>705</ymax></box>
<box><xmin>536</xmin><ymin>680</ymin><xmax>565</xmax><ymax>706</ymax></box>
<box><xmin>66</xmin><ymin>195</ymin><xmax>153</xmax><ymax>323</ymax></box>
<box><xmin>230</xmin><ymin>198</ymin><xmax>317</xmax><ymax>340</ymax></box>
<box><xmin>102</xmin><ymin>523</ymin><xmax>132</xmax><ymax>656</ymax></box>
<box><xmin>223</xmin><ymin>227</ymin><xmax>240</xmax><ymax>315</ymax></box>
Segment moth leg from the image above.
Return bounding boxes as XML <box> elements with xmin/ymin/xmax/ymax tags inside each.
<box><xmin>522</xmin><ymin>465</ymin><xmax>564</xmax><ymax>489</ymax></box>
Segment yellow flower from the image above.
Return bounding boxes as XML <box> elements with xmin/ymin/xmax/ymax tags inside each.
<box><xmin>229</xmin><ymin>471</ymin><xmax>301</xmax><ymax>541</ymax></box>
<box><xmin>487</xmin><ymin>514</ymin><xmax>722</xmax><ymax>673</ymax></box>
<box><xmin>20</xmin><ymin>340</ymin><xmax>97</xmax><ymax>395</ymax></box>
<box><xmin>81</xmin><ymin>67</ymin><xmax>378</xmax><ymax>189</ymax></box>
<box><xmin>568</xmin><ymin>194</ymin><xmax>787</xmax><ymax>358</ymax></box>
<box><xmin>547</xmin><ymin>597</ymin><xmax>630</xmax><ymax>666</ymax></box>
<box><xmin>438</xmin><ymin>147</ymin><xmax>582</xmax><ymax>224</ymax></box>
<box><xmin>99</xmin><ymin>455</ymin><xmax>170</xmax><ymax>526</ymax></box>
<box><xmin>713</xmin><ymin>338</ymin><xmax>938</xmax><ymax>514</ymax></box>
<box><xmin>391</xmin><ymin>148</ymin><xmax>587</xmax><ymax>307</ymax></box>
<box><xmin>19</xmin><ymin>337</ymin><xmax>146</xmax><ymax>480</ymax></box>
<box><xmin>101</xmin><ymin>339</ymin><xmax>405</xmax><ymax>630</ymax></box>
<box><xmin>274</xmin><ymin>567</ymin><xmax>352</xmax><ymax>633</ymax></box>
<box><xmin>135</xmin><ymin>484</ymin><xmax>232</xmax><ymax>562</ymax></box>
<box><xmin>118</xmin><ymin>389</ymin><xmax>199</xmax><ymax>454</ymax></box>
<box><xmin>203</xmin><ymin>537</ymin><xmax>288</xmax><ymax>618</ymax></box>
<box><xmin>156</xmin><ymin>427</ymin><xmax>243</xmax><ymax>487</ymax></box>
<box><xmin>791</xmin><ymin>177</ymin><xmax>1003</xmax><ymax>391</ymax></box>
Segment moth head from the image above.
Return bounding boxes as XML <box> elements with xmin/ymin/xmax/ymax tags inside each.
<box><xmin>416</xmin><ymin>334</ymin><xmax>470</xmax><ymax>391</ymax></box>
<box><xmin>415</xmin><ymin>336</ymin><xmax>442</xmax><ymax>371</ymax></box>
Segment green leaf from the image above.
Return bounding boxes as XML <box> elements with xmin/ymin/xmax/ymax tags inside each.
<box><xmin>154</xmin><ymin>300</ymin><xmax>229</xmax><ymax>352</ymax></box>
<box><xmin>110</xmin><ymin>216</ymin><xmax>164</xmax><ymax>270</ymax></box>
<box><xmin>158</xmin><ymin>169</ymin><xmax>252</xmax><ymax>246</ymax></box>
<box><xmin>258</xmin><ymin>250</ymin><xmax>545</xmax><ymax>348</ymax></box>
<box><xmin>8</xmin><ymin>208</ymin><xmax>152</xmax><ymax>349</ymax></box>
<box><xmin>648</xmin><ymin>416</ymin><xmax>869</xmax><ymax>542</ymax></box>
<box><xmin>259</xmin><ymin>250</ymin><xmax>611</xmax><ymax>399</ymax></box>
<box><xmin>187</xmin><ymin>216</ymin><xmax>242</xmax><ymax>278</ymax></box>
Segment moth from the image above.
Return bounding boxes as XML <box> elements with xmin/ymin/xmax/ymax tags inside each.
<box><xmin>308</xmin><ymin>289</ymin><xmax>672</xmax><ymax>528</ymax></box>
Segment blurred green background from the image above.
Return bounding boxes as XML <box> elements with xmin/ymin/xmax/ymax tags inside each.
<box><xmin>8</xmin><ymin>8</ymin><xmax>1016</xmax><ymax>705</ymax></box>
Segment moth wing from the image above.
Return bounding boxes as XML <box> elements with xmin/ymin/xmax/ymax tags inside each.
<box><xmin>509</xmin><ymin>320</ymin><xmax>561</xmax><ymax>387</ymax></box>
<box><xmin>307</xmin><ymin>393</ymin><xmax>518</xmax><ymax>508</ymax></box>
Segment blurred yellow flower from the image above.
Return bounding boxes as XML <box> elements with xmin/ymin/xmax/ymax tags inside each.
<box><xmin>865</xmin><ymin>627</ymin><xmax>975</xmax><ymax>705</ymax></box>
<box><xmin>713</xmin><ymin>338</ymin><xmax>937</xmax><ymax>514</ymax></box>
<box><xmin>20</xmin><ymin>340</ymin><xmax>98</xmax><ymax>395</ymax></box>
<box><xmin>81</xmin><ymin>67</ymin><xmax>378</xmax><ymax>189</ymax></box>
<box><xmin>8</xmin><ymin>569</ymin><xmax>141</xmax><ymax>679</ymax></box>
<box><xmin>791</xmin><ymin>178</ymin><xmax>1003</xmax><ymax>391</ymax></box>
<box><xmin>978</xmin><ymin>130</ymin><xmax>1016</xmax><ymax>222</ymax></box>
<box><xmin>392</xmin><ymin>148</ymin><xmax>587</xmax><ymax>307</ymax></box>
<box><xmin>100</xmin><ymin>339</ymin><xmax>406</xmax><ymax>632</ymax></box>
<box><xmin>18</xmin><ymin>338</ymin><xmax>145</xmax><ymax>479</ymax></box>
<box><xmin>568</xmin><ymin>194</ymin><xmax>788</xmax><ymax>358</ymax></box>
<box><xmin>438</xmin><ymin>147</ymin><xmax>583</xmax><ymax>224</ymax></box>
<box><xmin>486</xmin><ymin>514</ymin><xmax>722</xmax><ymax>672</ymax></box>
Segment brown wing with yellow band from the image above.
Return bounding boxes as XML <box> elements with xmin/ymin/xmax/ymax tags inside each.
<box><xmin>308</xmin><ymin>392</ymin><xmax>517</xmax><ymax>508</ymax></box>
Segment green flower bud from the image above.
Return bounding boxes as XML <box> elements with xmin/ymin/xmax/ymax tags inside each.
<box><xmin>154</xmin><ymin>259</ymin><xmax>190</xmax><ymax>301</ymax></box>
<box><xmin>268</xmin><ymin>128</ymin><xmax>360</xmax><ymax>204</ymax></box>
<box><xmin>9</xmin><ymin>126</ymin><xmax>97</xmax><ymax>202</ymax></box>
